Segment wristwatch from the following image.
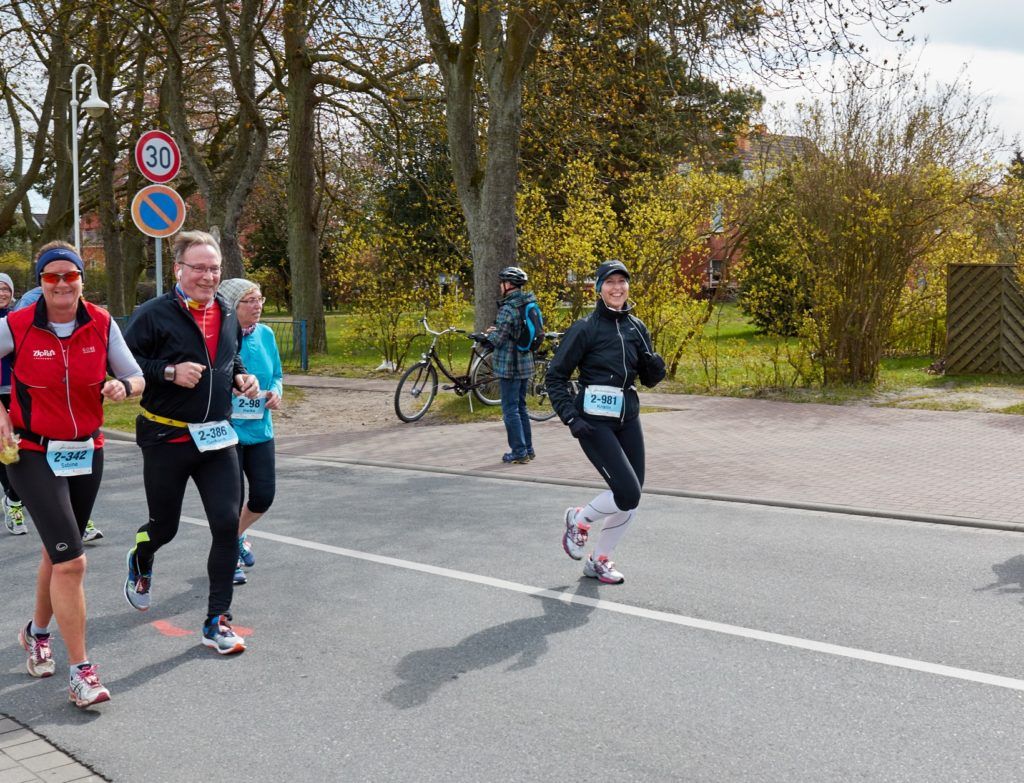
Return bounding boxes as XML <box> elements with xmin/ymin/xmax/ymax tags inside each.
<box><xmin>163</xmin><ymin>365</ymin><xmax>176</xmax><ymax>382</ymax></box>
<box><xmin>121</xmin><ymin>379</ymin><xmax>132</xmax><ymax>397</ymax></box>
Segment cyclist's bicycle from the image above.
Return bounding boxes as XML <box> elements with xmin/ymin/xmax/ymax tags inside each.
<box><xmin>471</xmin><ymin>331</ymin><xmax>578</xmax><ymax>422</ymax></box>
<box><xmin>393</xmin><ymin>317</ymin><xmax>499</xmax><ymax>423</ymax></box>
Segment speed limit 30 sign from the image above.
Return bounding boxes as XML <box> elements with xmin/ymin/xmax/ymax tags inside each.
<box><xmin>135</xmin><ymin>130</ymin><xmax>181</xmax><ymax>184</ymax></box>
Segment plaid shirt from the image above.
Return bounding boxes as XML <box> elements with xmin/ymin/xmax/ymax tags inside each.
<box><xmin>485</xmin><ymin>289</ymin><xmax>536</xmax><ymax>380</ymax></box>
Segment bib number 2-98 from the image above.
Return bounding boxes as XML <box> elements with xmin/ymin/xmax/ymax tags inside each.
<box><xmin>188</xmin><ymin>420</ymin><xmax>239</xmax><ymax>452</ymax></box>
<box><xmin>231</xmin><ymin>393</ymin><xmax>266</xmax><ymax>420</ymax></box>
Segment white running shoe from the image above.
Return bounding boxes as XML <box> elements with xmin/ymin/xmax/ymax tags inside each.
<box><xmin>82</xmin><ymin>519</ymin><xmax>104</xmax><ymax>543</ymax></box>
<box><xmin>4</xmin><ymin>497</ymin><xmax>25</xmax><ymax>535</ymax></box>
<box><xmin>583</xmin><ymin>555</ymin><xmax>625</xmax><ymax>584</ymax></box>
<box><xmin>561</xmin><ymin>507</ymin><xmax>589</xmax><ymax>561</ymax></box>
<box><xmin>68</xmin><ymin>664</ymin><xmax>111</xmax><ymax>708</ymax></box>
<box><xmin>18</xmin><ymin>623</ymin><xmax>55</xmax><ymax>678</ymax></box>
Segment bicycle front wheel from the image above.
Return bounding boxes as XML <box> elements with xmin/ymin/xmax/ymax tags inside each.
<box><xmin>470</xmin><ymin>350</ymin><xmax>502</xmax><ymax>406</ymax></box>
<box><xmin>394</xmin><ymin>362</ymin><xmax>438</xmax><ymax>422</ymax></box>
<box><xmin>526</xmin><ymin>359</ymin><xmax>558</xmax><ymax>422</ymax></box>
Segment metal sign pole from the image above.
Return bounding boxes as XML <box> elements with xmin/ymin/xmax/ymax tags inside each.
<box><xmin>156</xmin><ymin>237</ymin><xmax>163</xmax><ymax>297</ymax></box>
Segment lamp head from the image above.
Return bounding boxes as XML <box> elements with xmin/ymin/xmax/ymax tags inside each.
<box><xmin>81</xmin><ymin>83</ymin><xmax>108</xmax><ymax>118</ymax></box>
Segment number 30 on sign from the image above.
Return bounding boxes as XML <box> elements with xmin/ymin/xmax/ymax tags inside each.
<box><xmin>135</xmin><ymin>130</ymin><xmax>181</xmax><ymax>184</ymax></box>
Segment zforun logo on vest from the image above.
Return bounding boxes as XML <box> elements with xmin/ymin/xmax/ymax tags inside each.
<box><xmin>81</xmin><ymin>346</ymin><xmax>96</xmax><ymax>354</ymax></box>
<box><xmin>32</xmin><ymin>349</ymin><xmax>56</xmax><ymax>358</ymax></box>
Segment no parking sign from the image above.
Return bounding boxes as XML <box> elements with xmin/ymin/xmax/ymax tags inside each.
<box><xmin>131</xmin><ymin>184</ymin><xmax>186</xmax><ymax>238</ymax></box>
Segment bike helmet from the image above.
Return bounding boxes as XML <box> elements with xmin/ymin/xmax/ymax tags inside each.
<box><xmin>498</xmin><ymin>266</ymin><xmax>528</xmax><ymax>286</ymax></box>
<box><xmin>595</xmin><ymin>260</ymin><xmax>630</xmax><ymax>292</ymax></box>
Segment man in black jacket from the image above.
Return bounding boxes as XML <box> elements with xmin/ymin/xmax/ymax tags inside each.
<box><xmin>123</xmin><ymin>231</ymin><xmax>259</xmax><ymax>654</ymax></box>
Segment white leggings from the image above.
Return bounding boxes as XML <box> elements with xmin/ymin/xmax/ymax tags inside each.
<box><xmin>575</xmin><ymin>490</ymin><xmax>635</xmax><ymax>559</ymax></box>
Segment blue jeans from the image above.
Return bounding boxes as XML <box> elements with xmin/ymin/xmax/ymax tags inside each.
<box><xmin>499</xmin><ymin>377</ymin><xmax>533</xmax><ymax>458</ymax></box>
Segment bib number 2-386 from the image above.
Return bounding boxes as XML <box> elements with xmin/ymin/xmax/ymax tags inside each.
<box><xmin>188</xmin><ymin>420</ymin><xmax>239</xmax><ymax>452</ymax></box>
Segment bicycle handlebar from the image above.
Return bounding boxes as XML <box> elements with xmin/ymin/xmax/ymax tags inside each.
<box><xmin>420</xmin><ymin>316</ymin><xmax>471</xmax><ymax>338</ymax></box>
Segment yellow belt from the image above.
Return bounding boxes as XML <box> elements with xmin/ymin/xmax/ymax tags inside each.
<box><xmin>141</xmin><ymin>408</ymin><xmax>190</xmax><ymax>428</ymax></box>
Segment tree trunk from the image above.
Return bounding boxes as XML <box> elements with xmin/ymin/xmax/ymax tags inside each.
<box><xmin>283</xmin><ymin>1</ymin><xmax>327</xmax><ymax>352</ymax></box>
<box><xmin>41</xmin><ymin>37</ymin><xmax>75</xmax><ymax>245</ymax></box>
<box><xmin>93</xmin><ymin>11</ymin><xmax>125</xmax><ymax>314</ymax></box>
<box><xmin>160</xmin><ymin>0</ymin><xmax>267</xmax><ymax>280</ymax></box>
<box><xmin>419</xmin><ymin>1</ymin><xmax>553</xmax><ymax>330</ymax></box>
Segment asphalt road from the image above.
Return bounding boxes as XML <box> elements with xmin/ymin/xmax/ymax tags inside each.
<box><xmin>3</xmin><ymin>442</ymin><xmax>1024</xmax><ymax>782</ymax></box>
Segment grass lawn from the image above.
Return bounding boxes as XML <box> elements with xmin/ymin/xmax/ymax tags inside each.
<box><xmin>281</xmin><ymin>302</ymin><xmax>1022</xmax><ymax>412</ymax></box>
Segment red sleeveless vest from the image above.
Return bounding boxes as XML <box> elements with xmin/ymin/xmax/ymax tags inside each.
<box><xmin>7</xmin><ymin>300</ymin><xmax>111</xmax><ymax>450</ymax></box>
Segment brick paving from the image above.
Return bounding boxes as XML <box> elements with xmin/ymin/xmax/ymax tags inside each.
<box><xmin>0</xmin><ymin>717</ymin><xmax>105</xmax><ymax>783</ymax></box>
<box><xmin>279</xmin><ymin>376</ymin><xmax>1024</xmax><ymax>530</ymax></box>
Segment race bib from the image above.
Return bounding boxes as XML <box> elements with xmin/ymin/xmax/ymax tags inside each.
<box><xmin>188</xmin><ymin>420</ymin><xmax>239</xmax><ymax>452</ymax></box>
<box><xmin>46</xmin><ymin>438</ymin><xmax>95</xmax><ymax>477</ymax></box>
<box><xmin>231</xmin><ymin>392</ymin><xmax>266</xmax><ymax>420</ymax></box>
<box><xmin>583</xmin><ymin>385</ymin><xmax>624</xmax><ymax>418</ymax></box>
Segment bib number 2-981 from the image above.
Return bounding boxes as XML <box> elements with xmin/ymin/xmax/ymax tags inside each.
<box><xmin>188</xmin><ymin>420</ymin><xmax>239</xmax><ymax>452</ymax></box>
<box><xmin>583</xmin><ymin>385</ymin><xmax>624</xmax><ymax>418</ymax></box>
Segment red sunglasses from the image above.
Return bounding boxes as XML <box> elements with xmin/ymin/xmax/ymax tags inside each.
<box><xmin>40</xmin><ymin>271</ymin><xmax>82</xmax><ymax>284</ymax></box>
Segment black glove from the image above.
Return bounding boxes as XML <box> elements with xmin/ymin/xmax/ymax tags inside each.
<box><xmin>567</xmin><ymin>417</ymin><xmax>595</xmax><ymax>439</ymax></box>
<box><xmin>638</xmin><ymin>352</ymin><xmax>667</xmax><ymax>387</ymax></box>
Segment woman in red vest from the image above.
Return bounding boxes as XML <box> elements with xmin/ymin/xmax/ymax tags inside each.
<box><xmin>0</xmin><ymin>241</ymin><xmax>144</xmax><ymax>709</ymax></box>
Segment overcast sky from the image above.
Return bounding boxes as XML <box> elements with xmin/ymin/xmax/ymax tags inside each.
<box><xmin>760</xmin><ymin>0</ymin><xmax>1024</xmax><ymax>147</ymax></box>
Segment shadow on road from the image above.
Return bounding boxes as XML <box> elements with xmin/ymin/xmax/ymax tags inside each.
<box><xmin>384</xmin><ymin>581</ymin><xmax>599</xmax><ymax>709</ymax></box>
<box><xmin>977</xmin><ymin>555</ymin><xmax>1024</xmax><ymax>596</ymax></box>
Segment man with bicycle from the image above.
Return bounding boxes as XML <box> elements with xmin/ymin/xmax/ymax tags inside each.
<box><xmin>484</xmin><ymin>267</ymin><xmax>538</xmax><ymax>464</ymax></box>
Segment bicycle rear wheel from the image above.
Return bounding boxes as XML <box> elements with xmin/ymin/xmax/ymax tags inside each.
<box><xmin>394</xmin><ymin>362</ymin><xmax>438</xmax><ymax>422</ymax></box>
<box><xmin>526</xmin><ymin>359</ymin><xmax>558</xmax><ymax>422</ymax></box>
<box><xmin>470</xmin><ymin>350</ymin><xmax>501</xmax><ymax>406</ymax></box>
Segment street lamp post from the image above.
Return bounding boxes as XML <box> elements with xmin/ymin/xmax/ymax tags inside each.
<box><xmin>69</xmin><ymin>63</ymin><xmax>109</xmax><ymax>253</ymax></box>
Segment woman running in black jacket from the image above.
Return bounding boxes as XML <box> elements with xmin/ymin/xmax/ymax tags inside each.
<box><xmin>545</xmin><ymin>261</ymin><xmax>666</xmax><ymax>583</ymax></box>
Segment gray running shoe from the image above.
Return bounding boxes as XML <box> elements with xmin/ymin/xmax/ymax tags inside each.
<box><xmin>561</xmin><ymin>507</ymin><xmax>589</xmax><ymax>561</ymax></box>
<box><xmin>583</xmin><ymin>555</ymin><xmax>625</xmax><ymax>584</ymax></box>
<box><xmin>202</xmin><ymin>615</ymin><xmax>246</xmax><ymax>655</ymax></box>
<box><xmin>18</xmin><ymin>622</ymin><xmax>55</xmax><ymax>678</ymax></box>
<box><xmin>124</xmin><ymin>548</ymin><xmax>151</xmax><ymax>611</ymax></box>
<box><xmin>4</xmin><ymin>498</ymin><xmax>25</xmax><ymax>535</ymax></box>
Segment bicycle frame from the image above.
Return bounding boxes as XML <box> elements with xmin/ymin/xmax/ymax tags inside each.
<box><xmin>416</xmin><ymin>318</ymin><xmax>493</xmax><ymax>411</ymax></box>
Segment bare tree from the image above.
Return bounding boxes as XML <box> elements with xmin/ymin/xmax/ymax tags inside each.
<box><xmin>263</xmin><ymin>0</ymin><xmax>427</xmax><ymax>351</ymax></box>
<box><xmin>155</xmin><ymin>0</ymin><xmax>270</xmax><ymax>278</ymax></box>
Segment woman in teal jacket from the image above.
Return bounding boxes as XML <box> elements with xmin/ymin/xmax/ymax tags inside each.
<box><xmin>218</xmin><ymin>278</ymin><xmax>283</xmax><ymax>585</ymax></box>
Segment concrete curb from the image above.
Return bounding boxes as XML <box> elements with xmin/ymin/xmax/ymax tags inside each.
<box><xmin>285</xmin><ymin>454</ymin><xmax>1024</xmax><ymax>536</ymax></box>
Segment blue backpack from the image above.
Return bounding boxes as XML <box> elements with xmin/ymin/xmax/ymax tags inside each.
<box><xmin>516</xmin><ymin>301</ymin><xmax>545</xmax><ymax>352</ymax></box>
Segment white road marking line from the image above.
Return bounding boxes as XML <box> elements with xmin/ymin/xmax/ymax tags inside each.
<box><xmin>184</xmin><ymin>515</ymin><xmax>1024</xmax><ymax>693</ymax></box>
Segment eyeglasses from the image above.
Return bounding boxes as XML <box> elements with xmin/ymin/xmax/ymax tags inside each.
<box><xmin>178</xmin><ymin>261</ymin><xmax>222</xmax><ymax>276</ymax></box>
<box><xmin>239</xmin><ymin>296</ymin><xmax>266</xmax><ymax>305</ymax></box>
<box><xmin>40</xmin><ymin>271</ymin><xmax>82</xmax><ymax>284</ymax></box>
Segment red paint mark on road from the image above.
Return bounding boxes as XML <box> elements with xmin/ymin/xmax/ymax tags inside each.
<box><xmin>151</xmin><ymin>620</ymin><xmax>194</xmax><ymax>637</ymax></box>
<box><xmin>232</xmin><ymin>625</ymin><xmax>254</xmax><ymax>636</ymax></box>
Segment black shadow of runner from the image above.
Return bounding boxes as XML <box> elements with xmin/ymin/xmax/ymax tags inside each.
<box><xmin>384</xmin><ymin>581</ymin><xmax>599</xmax><ymax>709</ymax></box>
<box><xmin>977</xmin><ymin>554</ymin><xmax>1024</xmax><ymax>598</ymax></box>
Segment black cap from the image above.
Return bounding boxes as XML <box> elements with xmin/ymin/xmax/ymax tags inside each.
<box><xmin>595</xmin><ymin>260</ymin><xmax>629</xmax><ymax>292</ymax></box>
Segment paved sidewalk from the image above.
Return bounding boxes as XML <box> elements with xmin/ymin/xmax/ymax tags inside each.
<box><xmin>281</xmin><ymin>374</ymin><xmax>1024</xmax><ymax>530</ymax></box>
<box><xmin>0</xmin><ymin>716</ymin><xmax>104</xmax><ymax>783</ymax></box>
